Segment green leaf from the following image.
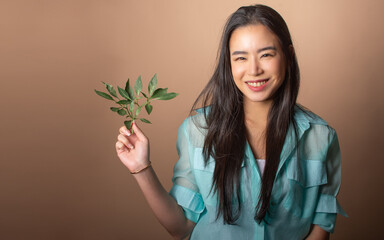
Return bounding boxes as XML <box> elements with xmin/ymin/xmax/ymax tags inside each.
<box><xmin>118</xmin><ymin>86</ymin><xmax>131</xmax><ymax>100</ymax></box>
<box><xmin>148</xmin><ymin>73</ymin><xmax>157</xmax><ymax>96</ymax></box>
<box><xmin>124</xmin><ymin>120</ymin><xmax>133</xmax><ymax>130</ymax></box>
<box><xmin>135</xmin><ymin>106</ymin><xmax>141</xmax><ymax>117</ymax></box>
<box><xmin>125</xmin><ymin>78</ymin><xmax>135</xmax><ymax>100</ymax></box>
<box><xmin>145</xmin><ymin>103</ymin><xmax>153</xmax><ymax>114</ymax></box>
<box><xmin>128</xmin><ymin>86</ymin><xmax>134</xmax><ymax>100</ymax></box>
<box><xmin>125</xmin><ymin>78</ymin><xmax>130</xmax><ymax>92</ymax></box>
<box><xmin>117</xmin><ymin>109</ymin><xmax>127</xmax><ymax>116</ymax></box>
<box><xmin>102</xmin><ymin>82</ymin><xmax>117</xmax><ymax>97</ymax></box>
<box><xmin>110</xmin><ymin>107</ymin><xmax>120</xmax><ymax>112</ymax></box>
<box><xmin>134</xmin><ymin>75</ymin><xmax>142</xmax><ymax>96</ymax></box>
<box><xmin>157</xmin><ymin>92</ymin><xmax>178</xmax><ymax>100</ymax></box>
<box><xmin>150</xmin><ymin>88</ymin><xmax>168</xmax><ymax>99</ymax></box>
<box><xmin>117</xmin><ymin>99</ymin><xmax>130</xmax><ymax>105</ymax></box>
<box><xmin>140</xmin><ymin>118</ymin><xmax>152</xmax><ymax>124</ymax></box>
<box><xmin>95</xmin><ymin>90</ymin><xmax>114</xmax><ymax>100</ymax></box>
<box><xmin>141</xmin><ymin>92</ymin><xmax>148</xmax><ymax>98</ymax></box>
<box><xmin>129</xmin><ymin>101</ymin><xmax>135</xmax><ymax>113</ymax></box>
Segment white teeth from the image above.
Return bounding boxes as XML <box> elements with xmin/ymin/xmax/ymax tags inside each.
<box><xmin>247</xmin><ymin>81</ymin><xmax>266</xmax><ymax>87</ymax></box>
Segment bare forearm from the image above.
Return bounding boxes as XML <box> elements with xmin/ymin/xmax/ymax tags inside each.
<box><xmin>305</xmin><ymin>225</ymin><xmax>330</xmax><ymax>240</ymax></box>
<box><xmin>133</xmin><ymin>167</ymin><xmax>195</xmax><ymax>239</ymax></box>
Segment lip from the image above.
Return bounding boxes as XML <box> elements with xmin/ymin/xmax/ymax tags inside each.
<box><xmin>245</xmin><ymin>78</ymin><xmax>270</xmax><ymax>92</ymax></box>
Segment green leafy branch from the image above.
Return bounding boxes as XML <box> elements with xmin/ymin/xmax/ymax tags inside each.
<box><xmin>95</xmin><ymin>74</ymin><xmax>178</xmax><ymax>132</ymax></box>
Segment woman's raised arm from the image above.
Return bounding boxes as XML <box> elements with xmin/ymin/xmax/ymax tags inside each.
<box><xmin>116</xmin><ymin>122</ymin><xmax>195</xmax><ymax>239</ymax></box>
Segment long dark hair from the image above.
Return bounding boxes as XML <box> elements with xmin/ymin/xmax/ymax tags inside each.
<box><xmin>191</xmin><ymin>4</ymin><xmax>300</xmax><ymax>224</ymax></box>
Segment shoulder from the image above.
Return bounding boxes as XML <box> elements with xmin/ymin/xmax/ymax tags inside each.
<box><xmin>178</xmin><ymin>107</ymin><xmax>209</xmax><ymax>148</ymax></box>
<box><xmin>294</xmin><ymin>105</ymin><xmax>336</xmax><ymax>136</ymax></box>
<box><xmin>293</xmin><ymin>105</ymin><xmax>338</xmax><ymax>157</ymax></box>
<box><xmin>294</xmin><ymin>105</ymin><xmax>328</xmax><ymax>126</ymax></box>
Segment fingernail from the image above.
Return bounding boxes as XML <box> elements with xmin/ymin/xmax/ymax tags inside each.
<box><xmin>125</xmin><ymin>130</ymin><xmax>131</xmax><ymax>136</ymax></box>
<box><xmin>129</xmin><ymin>145</ymin><xmax>134</xmax><ymax>149</ymax></box>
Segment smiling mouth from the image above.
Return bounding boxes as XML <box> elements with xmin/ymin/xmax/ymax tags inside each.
<box><xmin>246</xmin><ymin>79</ymin><xmax>269</xmax><ymax>87</ymax></box>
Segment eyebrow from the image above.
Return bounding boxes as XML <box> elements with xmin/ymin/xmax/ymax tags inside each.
<box><xmin>231</xmin><ymin>46</ymin><xmax>277</xmax><ymax>55</ymax></box>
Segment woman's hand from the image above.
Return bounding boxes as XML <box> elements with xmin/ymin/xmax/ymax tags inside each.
<box><xmin>115</xmin><ymin>122</ymin><xmax>150</xmax><ymax>173</ymax></box>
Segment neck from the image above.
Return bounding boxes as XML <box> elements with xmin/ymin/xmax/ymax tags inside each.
<box><xmin>243</xmin><ymin>99</ymin><xmax>272</xmax><ymax>129</ymax></box>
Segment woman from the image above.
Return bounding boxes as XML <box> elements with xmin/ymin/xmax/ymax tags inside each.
<box><xmin>115</xmin><ymin>4</ymin><xmax>347</xmax><ymax>239</ymax></box>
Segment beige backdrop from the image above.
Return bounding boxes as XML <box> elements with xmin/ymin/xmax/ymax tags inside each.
<box><xmin>1</xmin><ymin>0</ymin><xmax>383</xmax><ymax>239</ymax></box>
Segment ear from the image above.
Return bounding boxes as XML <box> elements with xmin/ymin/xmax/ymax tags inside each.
<box><xmin>289</xmin><ymin>44</ymin><xmax>294</xmax><ymax>56</ymax></box>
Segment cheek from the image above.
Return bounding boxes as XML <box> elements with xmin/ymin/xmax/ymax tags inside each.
<box><xmin>231</xmin><ymin>63</ymin><xmax>245</xmax><ymax>80</ymax></box>
<box><xmin>269</xmin><ymin>59</ymin><xmax>286</xmax><ymax>81</ymax></box>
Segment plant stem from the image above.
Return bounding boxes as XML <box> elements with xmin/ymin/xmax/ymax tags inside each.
<box><xmin>124</xmin><ymin>106</ymin><xmax>133</xmax><ymax>118</ymax></box>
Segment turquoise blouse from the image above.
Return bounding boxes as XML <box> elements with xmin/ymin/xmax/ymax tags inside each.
<box><xmin>169</xmin><ymin>106</ymin><xmax>347</xmax><ymax>239</ymax></box>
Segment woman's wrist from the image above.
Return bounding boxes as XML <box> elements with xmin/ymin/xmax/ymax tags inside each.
<box><xmin>130</xmin><ymin>161</ymin><xmax>152</xmax><ymax>174</ymax></box>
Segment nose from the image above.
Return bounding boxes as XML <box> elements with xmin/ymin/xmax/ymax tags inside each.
<box><xmin>248</xmin><ymin>57</ymin><xmax>263</xmax><ymax>76</ymax></box>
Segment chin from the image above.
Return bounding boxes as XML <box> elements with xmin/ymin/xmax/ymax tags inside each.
<box><xmin>244</xmin><ymin>95</ymin><xmax>272</xmax><ymax>103</ymax></box>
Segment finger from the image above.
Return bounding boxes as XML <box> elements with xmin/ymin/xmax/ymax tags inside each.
<box><xmin>117</xmin><ymin>134</ymin><xmax>134</xmax><ymax>149</ymax></box>
<box><xmin>119</xmin><ymin>126</ymin><xmax>131</xmax><ymax>136</ymax></box>
<box><xmin>115</xmin><ymin>141</ymin><xmax>128</xmax><ymax>152</ymax></box>
<box><xmin>132</xmin><ymin>122</ymin><xmax>147</xmax><ymax>141</ymax></box>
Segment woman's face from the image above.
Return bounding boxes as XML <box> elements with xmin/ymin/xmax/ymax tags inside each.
<box><xmin>229</xmin><ymin>24</ymin><xmax>286</xmax><ymax>104</ymax></box>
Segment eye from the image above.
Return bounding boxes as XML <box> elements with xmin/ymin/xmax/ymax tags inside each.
<box><xmin>260</xmin><ymin>52</ymin><xmax>275</xmax><ymax>58</ymax></box>
<box><xmin>261</xmin><ymin>53</ymin><xmax>272</xmax><ymax>58</ymax></box>
<box><xmin>235</xmin><ymin>57</ymin><xmax>246</xmax><ymax>61</ymax></box>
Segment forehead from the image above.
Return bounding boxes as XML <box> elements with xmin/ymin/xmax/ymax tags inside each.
<box><xmin>229</xmin><ymin>24</ymin><xmax>281</xmax><ymax>51</ymax></box>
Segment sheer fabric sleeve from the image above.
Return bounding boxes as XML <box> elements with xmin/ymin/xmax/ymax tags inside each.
<box><xmin>169</xmin><ymin>118</ymin><xmax>205</xmax><ymax>223</ymax></box>
<box><xmin>312</xmin><ymin>128</ymin><xmax>348</xmax><ymax>233</ymax></box>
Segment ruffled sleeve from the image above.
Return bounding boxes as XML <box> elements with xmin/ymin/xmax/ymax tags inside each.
<box><xmin>312</xmin><ymin>129</ymin><xmax>348</xmax><ymax>233</ymax></box>
<box><xmin>169</xmin><ymin>118</ymin><xmax>205</xmax><ymax>223</ymax></box>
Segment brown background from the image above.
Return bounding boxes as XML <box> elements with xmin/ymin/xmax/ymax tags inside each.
<box><xmin>1</xmin><ymin>0</ymin><xmax>383</xmax><ymax>239</ymax></box>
